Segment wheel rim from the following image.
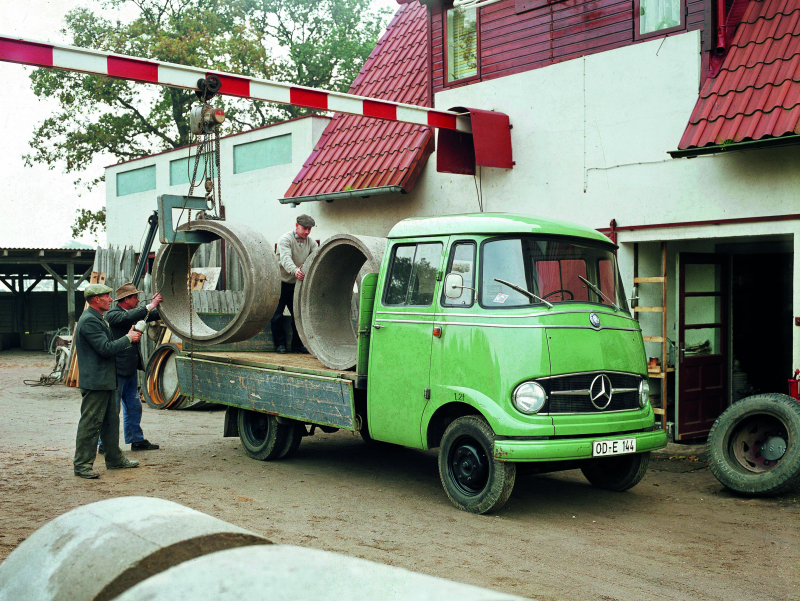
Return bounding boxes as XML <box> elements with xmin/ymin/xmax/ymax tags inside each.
<box><xmin>448</xmin><ymin>436</ymin><xmax>489</xmax><ymax>496</ymax></box>
<box><xmin>730</xmin><ymin>414</ymin><xmax>789</xmax><ymax>473</ymax></box>
<box><xmin>242</xmin><ymin>412</ymin><xmax>269</xmax><ymax>447</ymax></box>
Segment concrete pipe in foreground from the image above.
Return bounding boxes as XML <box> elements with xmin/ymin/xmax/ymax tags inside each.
<box><xmin>0</xmin><ymin>497</ymin><xmax>270</xmax><ymax>601</ymax></box>
<box><xmin>114</xmin><ymin>545</ymin><xmax>527</xmax><ymax>601</ymax></box>
<box><xmin>152</xmin><ymin>220</ymin><xmax>280</xmax><ymax>345</ymax></box>
<box><xmin>295</xmin><ymin>235</ymin><xmax>386</xmax><ymax>370</ymax></box>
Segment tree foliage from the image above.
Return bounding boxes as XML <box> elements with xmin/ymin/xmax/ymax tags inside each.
<box><xmin>71</xmin><ymin>207</ymin><xmax>107</xmax><ymax>243</ymax></box>
<box><xmin>26</xmin><ymin>0</ymin><xmax>390</xmax><ymax>236</ymax></box>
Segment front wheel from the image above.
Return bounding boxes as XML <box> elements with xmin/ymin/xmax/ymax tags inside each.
<box><xmin>581</xmin><ymin>452</ymin><xmax>650</xmax><ymax>491</ymax></box>
<box><xmin>707</xmin><ymin>393</ymin><xmax>800</xmax><ymax>496</ymax></box>
<box><xmin>238</xmin><ymin>410</ymin><xmax>287</xmax><ymax>461</ymax></box>
<box><xmin>438</xmin><ymin>416</ymin><xmax>516</xmax><ymax>514</ymax></box>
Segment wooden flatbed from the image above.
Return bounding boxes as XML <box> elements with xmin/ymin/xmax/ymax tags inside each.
<box><xmin>175</xmin><ymin>350</ymin><xmax>358</xmax><ymax>430</ymax></box>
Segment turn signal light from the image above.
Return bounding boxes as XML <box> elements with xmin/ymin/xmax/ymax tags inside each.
<box><xmin>432</xmin><ymin>326</ymin><xmax>442</xmax><ymax>338</ymax></box>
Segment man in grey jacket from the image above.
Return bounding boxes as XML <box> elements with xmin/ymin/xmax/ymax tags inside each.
<box><xmin>271</xmin><ymin>214</ymin><xmax>318</xmax><ymax>354</ymax></box>
<box><xmin>73</xmin><ymin>284</ymin><xmax>142</xmax><ymax>479</ymax></box>
<box><xmin>104</xmin><ymin>282</ymin><xmax>163</xmax><ymax>452</ymax></box>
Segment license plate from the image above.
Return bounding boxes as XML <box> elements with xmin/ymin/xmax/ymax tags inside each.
<box><xmin>592</xmin><ymin>438</ymin><xmax>636</xmax><ymax>457</ymax></box>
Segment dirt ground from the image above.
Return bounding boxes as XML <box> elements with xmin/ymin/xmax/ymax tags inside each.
<box><xmin>0</xmin><ymin>350</ymin><xmax>798</xmax><ymax>601</ymax></box>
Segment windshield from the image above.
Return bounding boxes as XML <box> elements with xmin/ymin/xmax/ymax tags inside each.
<box><xmin>480</xmin><ymin>236</ymin><xmax>629</xmax><ymax>312</ymax></box>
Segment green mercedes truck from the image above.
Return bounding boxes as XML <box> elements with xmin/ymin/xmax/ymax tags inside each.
<box><xmin>177</xmin><ymin>213</ymin><xmax>667</xmax><ymax>513</ymax></box>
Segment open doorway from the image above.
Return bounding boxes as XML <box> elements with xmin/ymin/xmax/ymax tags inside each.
<box><xmin>730</xmin><ymin>250</ymin><xmax>793</xmax><ymax>397</ymax></box>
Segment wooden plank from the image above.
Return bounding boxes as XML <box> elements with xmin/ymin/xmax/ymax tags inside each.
<box><xmin>176</xmin><ymin>357</ymin><xmax>356</xmax><ymax>430</ymax></box>
<box><xmin>189</xmin><ymin>350</ymin><xmax>356</xmax><ymax>379</ymax></box>
<box><xmin>652</xmin><ymin>408</ymin><xmax>665</xmax><ymax>415</ymax></box>
<box><xmin>634</xmin><ymin>306</ymin><xmax>664</xmax><ymax>313</ymax></box>
<box><xmin>634</xmin><ymin>277</ymin><xmax>666</xmax><ymax>283</ymax></box>
<box><xmin>642</xmin><ymin>336</ymin><xmax>665</xmax><ymax>343</ymax></box>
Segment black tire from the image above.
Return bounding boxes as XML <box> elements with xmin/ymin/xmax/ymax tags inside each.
<box><xmin>277</xmin><ymin>421</ymin><xmax>305</xmax><ymax>459</ymax></box>
<box><xmin>581</xmin><ymin>452</ymin><xmax>650</xmax><ymax>491</ymax></box>
<box><xmin>438</xmin><ymin>416</ymin><xmax>516</xmax><ymax>514</ymax></box>
<box><xmin>237</xmin><ymin>410</ymin><xmax>287</xmax><ymax>461</ymax></box>
<box><xmin>707</xmin><ymin>393</ymin><xmax>800</xmax><ymax>497</ymax></box>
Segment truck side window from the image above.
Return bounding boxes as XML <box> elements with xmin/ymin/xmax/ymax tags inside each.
<box><xmin>383</xmin><ymin>242</ymin><xmax>443</xmax><ymax>306</ymax></box>
<box><xmin>442</xmin><ymin>241</ymin><xmax>476</xmax><ymax>307</ymax></box>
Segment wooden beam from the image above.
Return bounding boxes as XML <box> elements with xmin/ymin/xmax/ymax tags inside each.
<box><xmin>25</xmin><ymin>277</ymin><xmax>43</xmax><ymax>293</ymax></box>
<box><xmin>74</xmin><ymin>265</ymin><xmax>93</xmax><ymax>288</ymax></box>
<box><xmin>0</xmin><ymin>277</ymin><xmax>14</xmax><ymax>293</ymax></box>
<box><xmin>634</xmin><ymin>276</ymin><xmax>665</xmax><ymax>283</ymax></box>
<box><xmin>67</xmin><ymin>262</ymin><xmax>76</xmax><ymax>331</ymax></box>
<box><xmin>41</xmin><ymin>263</ymin><xmax>68</xmax><ymax>289</ymax></box>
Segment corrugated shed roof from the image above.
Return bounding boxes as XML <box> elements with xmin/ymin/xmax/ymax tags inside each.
<box><xmin>678</xmin><ymin>0</ymin><xmax>800</xmax><ymax>150</ymax></box>
<box><xmin>284</xmin><ymin>1</ymin><xmax>434</xmax><ymax>200</ymax></box>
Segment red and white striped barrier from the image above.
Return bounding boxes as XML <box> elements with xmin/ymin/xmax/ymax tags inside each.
<box><xmin>0</xmin><ymin>35</ymin><xmax>471</xmax><ymax>133</ymax></box>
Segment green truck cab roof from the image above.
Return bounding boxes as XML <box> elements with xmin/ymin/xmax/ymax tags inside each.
<box><xmin>387</xmin><ymin>213</ymin><xmax>613</xmax><ymax>245</ymax></box>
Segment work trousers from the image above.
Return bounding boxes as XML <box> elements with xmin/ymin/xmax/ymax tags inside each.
<box><xmin>117</xmin><ymin>373</ymin><xmax>144</xmax><ymax>444</ymax></box>
<box><xmin>74</xmin><ymin>389</ymin><xmax>125</xmax><ymax>472</ymax></box>
<box><xmin>270</xmin><ymin>282</ymin><xmax>300</xmax><ymax>350</ymax></box>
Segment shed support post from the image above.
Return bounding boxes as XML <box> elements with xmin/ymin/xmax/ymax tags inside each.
<box><xmin>66</xmin><ymin>262</ymin><xmax>75</xmax><ymax>332</ymax></box>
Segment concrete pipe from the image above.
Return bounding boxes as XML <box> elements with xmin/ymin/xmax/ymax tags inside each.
<box><xmin>152</xmin><ymin>220</ymin><xmax>280</xmax><ymax>345</ymax></box>
<box><xmin>295</xmin><ymin>235</ymin><xmax>386</xmax><ymax>370</ymax></box>
<box><xmin>0</xmin><ymin>497</ymin><xmax>270</xmax><ymax>601</ymax></box>
<box><xmin>114</xmin><ymin>545</ymin><xmax>526</xmax><ymax>601</ymax></box>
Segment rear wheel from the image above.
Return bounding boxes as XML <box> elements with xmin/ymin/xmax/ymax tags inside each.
<box><xmin>707</xmin><ymin>393</ymin><xmax>800</xmax><ymax>496</ymax></box>
<box><xmin>238</xmin><ymin>410</ymin><xmax>287</xmax><ymax>461</ymax></box>
<box><xmin>581</xmin><ymin>452</ymin><xmax>650</xmax><ymax>491</ymax></box>
<box><xmin>438</xmin><ymin>416</ymin><xmax>516</xmax><ymax>514</ymax></box>
<box><xmin>277</xmin><ymin>421</ymin><xmax>305</xmax><ymax>459</ymax></box>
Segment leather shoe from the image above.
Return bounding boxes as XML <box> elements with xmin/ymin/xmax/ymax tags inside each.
<box><xmin>74</xmin><ymin>468</ymin><xmax>99</xmax><ymax>479</ymax></box>
<box><xmin>131</xmin><ymin>440</ymin><xmax>159</xmax><ymax>451</ymax></box>
<box><xmin>107</xmin><ymin>458</ymin><xmax>139</xmax><ymax>470</ymax></box>
<box><xmin>276</xmin><ymin>345</ymin><xmax>287</xmax><ymax>354</ymax></box>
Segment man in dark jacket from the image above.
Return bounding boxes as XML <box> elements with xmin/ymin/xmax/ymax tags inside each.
<box><xmin>105</xmin><ymin>282</ymin><xmax>163</xmax><ymax>451</ymax></box>
<box><xmin>73</xmin><ymin>284</ymin><xmax>142</xmax><ymax>479</ymax></box>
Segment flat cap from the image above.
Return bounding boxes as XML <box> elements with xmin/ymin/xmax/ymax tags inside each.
<box><xmin>296</xmin><ymin>214</ymin><xmax>315</xmax><ymax>228</ymax></box>
<box><xmin>84</xmin><ymin>283</ymin><xmax>114</xmax><ymax>300</ymax></box>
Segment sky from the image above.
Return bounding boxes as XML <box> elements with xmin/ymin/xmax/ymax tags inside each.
<box><xmin>1</xmin><ymin>0</ymin><xmax>399</xmax><ymax>249</ymax></box>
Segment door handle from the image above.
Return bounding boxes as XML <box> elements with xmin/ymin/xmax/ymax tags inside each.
<box><xmin>373</xmin><ymin>324</ymin><xmax>384</xmax><ymax>329</ymax></box>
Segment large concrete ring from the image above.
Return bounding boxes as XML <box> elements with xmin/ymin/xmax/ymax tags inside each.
<box><xmin>0</xmin><ymin>497</ymin><xmax>270</xmax><ymax>601</ymax></box>
<box><xmin>152</xmin><ymin>220</ymin><xmax>280</xmax><ymax>346</ymax></box>
<box><xmin>296</xmin><ymin>235</ymin><xmax>386</xmax><ymax>370</ymax></box>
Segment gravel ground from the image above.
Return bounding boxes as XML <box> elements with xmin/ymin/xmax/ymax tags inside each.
<box><xmin>0</xmin><ymin>349</ymin><xmax>798</xmax><ymax>601</ymax></box>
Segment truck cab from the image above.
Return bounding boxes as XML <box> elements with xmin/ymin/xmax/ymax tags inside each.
<box><xmin>364</xmin><ymin>214</ymin><xmax>666</xmax><ymax>512</ymax></box>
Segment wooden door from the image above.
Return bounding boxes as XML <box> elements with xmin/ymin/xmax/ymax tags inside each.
<box><xmin>676</xmin><ymin>253</ymin><xmax>729</xmax><ymax>440</ymax></box>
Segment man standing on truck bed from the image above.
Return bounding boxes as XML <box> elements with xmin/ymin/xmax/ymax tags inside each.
<box><xmin>104</xmin><ymin>282</ymin><xmax>163</xmax><ymax>452</ymax></box>
<box><xmin>73</xmin><ymin>284</ymin><xmax>142</xmax><ymax>479</ymax></box>
<box><xmin>271</xmin><ymin>214</ymin><xmax>317</xmax><ymax>354</ymax></box>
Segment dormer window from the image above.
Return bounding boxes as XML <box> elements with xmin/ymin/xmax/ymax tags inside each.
<box><xmin>446</xmin><ymin>6</ymin><xmax>479</xmax><ymax>83</ymax></box>
<box><xmin>635</xmin><ymin>0</ymin><xmax>686</xmax><ymax>40</ymax></box>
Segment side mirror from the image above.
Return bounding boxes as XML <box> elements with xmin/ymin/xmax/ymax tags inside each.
<box><xmin>444</xmin><ymin>273</ymin><xmax>464</xmax><ymax>299</ymax></box>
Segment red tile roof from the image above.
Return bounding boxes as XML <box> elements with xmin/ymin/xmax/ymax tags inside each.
<box><xmin>283</xmin><ymin>1</ymin><xmax>433</xmax><ymax>200</ymax></box>
<box><xmin>678</xmin><ymin>0</ymin><xmax>800</xmax><ymax>151</ymax></box>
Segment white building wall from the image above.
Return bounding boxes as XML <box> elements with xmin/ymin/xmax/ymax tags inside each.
<box><xmin>106</xmin><ymin>115</ymin><xmax>332</xmax><ymax>248</ymax></box>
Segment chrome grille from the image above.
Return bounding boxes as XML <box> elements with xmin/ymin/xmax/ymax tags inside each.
<box><xmin>539</xmin><ymin>372</ymin><xmax>641</xmax><ymax>414</ymax></box>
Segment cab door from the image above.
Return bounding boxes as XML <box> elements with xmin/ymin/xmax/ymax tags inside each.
<box><xmin>367</xmin><ymin>238</ymin><xmax>446</xmax><ymax>447</ymax></box>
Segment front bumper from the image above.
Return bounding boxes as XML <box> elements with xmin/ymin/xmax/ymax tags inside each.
<box><xmin>493</xmin><ymin>429</ymin><xmax>667</xmax><ymax>462</ymax></box>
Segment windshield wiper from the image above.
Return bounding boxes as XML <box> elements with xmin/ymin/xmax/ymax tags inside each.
<box><xmin>494</xmin><ymin>278</ymin><xmax>553</xmax><ymax>308</ymax></box>
<box><xmin>578</xmin><ymin>275</ymin><xmax>619</xmax><ymax>312</ymax></box>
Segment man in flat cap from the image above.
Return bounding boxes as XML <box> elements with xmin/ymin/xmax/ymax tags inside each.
<box><xmin>104</xmin><ymin>283</ymin><xmax>163</xmax><ymax>452</ymax></box>
<box><xmin>73</xmin><ymin>284</ymin><xmax>142</xmax><ymax>479</ymax></box>
<box><xmin>271</xmin><ymin>214</ymin><xmax>318</xmax><ymax>354</ymax></box>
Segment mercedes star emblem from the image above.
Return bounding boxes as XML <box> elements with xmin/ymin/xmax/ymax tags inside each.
<box><xmin>589</xmin><ymin>313</ymin><xmax>601</xmax><ymax>328</ymax></box>
<box><xmin>589</xmin><ymin>374</ymin><xmax>613</xmax><ymax>410</ymax></box>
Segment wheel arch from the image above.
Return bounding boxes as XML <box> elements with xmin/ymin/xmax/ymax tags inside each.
<box><xmin>424</xmin><ymin>402</ymin><xmax>486</xmax><ymax>450</ymax></box>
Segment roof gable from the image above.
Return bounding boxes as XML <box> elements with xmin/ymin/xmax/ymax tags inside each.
<box><xmin>677</xmin><ymin>0</ymin><xmax>800</xmax><ymax>152</ymax></box>
<box><xmin>283</xmin><ymin>1</ymin><xmax>434</xmax><ymax>202</ymax></box>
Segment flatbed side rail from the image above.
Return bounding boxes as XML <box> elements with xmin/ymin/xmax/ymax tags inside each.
<box><xmin>176</xmin><ymin>357</ymin><xmax>356</xmax><ymax>431</ymax></box>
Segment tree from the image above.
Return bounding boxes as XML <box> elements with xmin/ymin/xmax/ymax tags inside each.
<box><xmin>71</xmin><ymin>207</ymin><xmax>106</xmax><ymax>244</ymax></box>
<box><xmin>25</xmin><ymin>0</ymin><xmax>390</xmax><ymax>235</ymax></box>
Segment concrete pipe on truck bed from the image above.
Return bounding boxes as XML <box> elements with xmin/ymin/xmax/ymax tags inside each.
<box><xmin>295</xmin><ymin>235</ymin><xmax>387</xmax><ymax>370</ymax></box>
<box><xmin>152</xmin><ymin>220</ymin><xmax>281</xmax><ymax>346</ymax></box>
<box><xmin>0</xmin><ymin>497</ymin><xmax>269</xmax><ymax>601</ymax></box>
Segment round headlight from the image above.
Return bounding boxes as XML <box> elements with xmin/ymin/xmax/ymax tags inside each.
<box><xmin>639</xmin><ymin>379</ymin><xmax>650</xmax><ymax>408</ymax></box>
<box><xmin>512</xmin><ymin>382</ymin><xmax>547</xmax><ymax>414</ymax></box>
